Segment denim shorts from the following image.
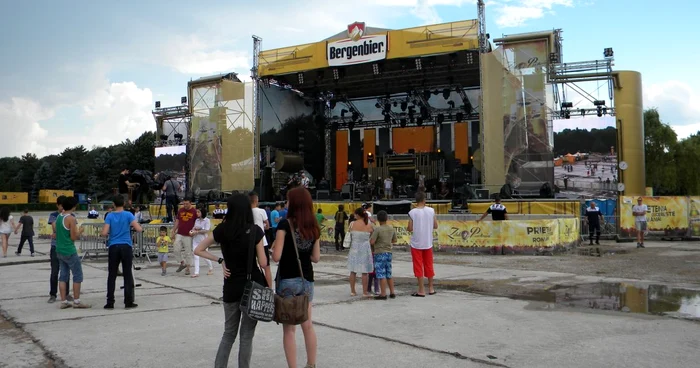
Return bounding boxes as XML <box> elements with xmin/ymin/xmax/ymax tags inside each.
<box><xmin>157</xmin><ymin>253</ymin><xmax>168</xmax><ymax>263</ymax></box>
<box><xmin>276</xmin><ymin>277</ymin><xmax>314</xmax><ymax>302</ymax></box>
<box><xmin>58</xmin><ymin>253</ymin><xmax>84</xmax><ymax>283</ymax></box>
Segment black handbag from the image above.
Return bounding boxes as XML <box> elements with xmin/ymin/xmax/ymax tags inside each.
<box><xmin>239</xmin><ymin>225</ymin><xmax>275</xmax><ymax>322</ymax></box>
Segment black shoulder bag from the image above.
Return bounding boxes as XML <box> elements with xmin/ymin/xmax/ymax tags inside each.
<box><xmin>239</xmin><ymin>225</ymin><xmax>275</xmax><ymax>322</ymax></box>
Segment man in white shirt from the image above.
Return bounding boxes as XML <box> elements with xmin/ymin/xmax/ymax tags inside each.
<box><xmin>407</xmin><ymin>191</ymin><xmax>438</xmax><ymax>297</ymax></box>
<box><xmin>384</xmin><ymin>177</ymin><xmax>393</xmax><ymax>199</ymax></box>
<box><xmin>632</xmin><ymin>197</ymin><xmax>648</xmax><ymax>249</ymax></box>
<box><xmin>249</xmin><ymin>192</ymin><xmax>272</xmax><ymax>286</ymax></box>
<box><xmin>300</xmin><ymin>172</ymin><xmax>310</xmax><ymax>188</ymax></box>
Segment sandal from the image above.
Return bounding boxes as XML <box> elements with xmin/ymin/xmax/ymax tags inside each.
<box><xmin>389</xmin><ymin>294</ymin><xmax>396</xmax><ymax>299</ymax></box>
<box><xmin>374</xmin><ymin>295</ymin><xmax>388</xmax><ymax>300</ymax></box>
<box><xmin>207</xmin><ymin>270</ymin><xmax>214</xmax><ymax>275</ymax></box>
<box><xmin>191</xmin><ymin>274</ymin><xmax>199</xmax><ymax>278</ymax></box>
<box><xmin>429</xmin><ymin>291</ymin><xmax>437</xmax><ymax>295</ymax></box>
<box><xmin>411</xmin><ymin>293</ymin><xmax>425</xmax><ymax>297</ymax></box>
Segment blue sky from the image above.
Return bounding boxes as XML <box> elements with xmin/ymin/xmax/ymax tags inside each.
<box><xmin>0</xmin><ymin>0</ymin><xmax>697</xmax><ymax>158</ymax></box>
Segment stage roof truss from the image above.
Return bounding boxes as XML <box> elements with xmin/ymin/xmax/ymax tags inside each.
<box><xmin>152</xmin><ymin>105</ymin><xmax>191</xmax><ymax>147</ymax></box>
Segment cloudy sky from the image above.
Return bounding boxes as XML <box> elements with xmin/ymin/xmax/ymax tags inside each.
<box><xmin>0</xmin><ymin>0</ymin><xmax>696</xmax><ymax>158</ymax></box>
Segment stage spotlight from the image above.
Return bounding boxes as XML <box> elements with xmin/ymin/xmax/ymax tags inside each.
<box><xmin>384</xmin><ymin>103</ymin><xmax>391</xmax><ymax>112</ymax></box>
<box><xmin>456</xmin><ymin>112</ymin><xmax>464</xmax><ymax>122</ymax></box>
<box><xmin>447</xmin><ymin>100</ymin><xmax>455</xmax><ymax>108</ymax></box>
<box><xmin>561</xmin><ymin>102</ymin><xmax>573</xmax><ymax>108</ymax></box>
<box><xmin>159</xmin><ymin>134</ymin><xmax>168</xmax><ymax>141</ymax></box>
<box><xmin>348</xmin><ymin>121</ymin><xmax>355</xmax><ymax>131</ymax></box>
<box><xmin>580</xmin><ymin>109</ymin><xmax>586</xmax><ymax>117</ymax></box>
<box><xmin>372</xmin><ymin>63</ymin><xmax>382</xmax><ymax>75</ymax></box>
<box><xmin>423</xmin><ymin>90</ymin><xmax>431</xmax><ymax>100</ymax></box>
<box><xmin>351</xmin><ymin>111</ymin><xmax>359</xmax><ymax>122</ymax></box>
<box><xmin>420</xmin><ymin>106</ymin><xmax>429</xmax><ymax>119</ymax></box>
<box><xmin>181</xmin><ymin>96</ymin><xmax>187</xmax><ymax>104</ymax></box>
<box><xmin>416</xmin><ymin>117</ymin><xmax>424</xmax><ymax>126</ymax></box>
<box><xmin>400</xmin><ymin>101</ymin><xmax>408</xmax><ymax>111</ymax></box>
<box><xmin>400</xmin><ymin>118</ymin><xmax>407</xmax><ymax>128</ymax></box>
<box><xmin>333</xmin><ymin>69</ymin><xmax>340</xmax><ymax>80</ymax></box>
<box><xmin>155</xmin><ymin>101</ymin><xmax>161</xmax><ymax>108</ymax></box>
<box><xmin>433</xmin><ymin>90</ymin><xmax>440</xmax><ymax>96</ymax></box>
<box><xmin>384</xmin><ymin>114</ymin><xmax>391</xmax><ymax>124</ymax></box>
<box><xmin>602</xmin><ymin>107</ymin><xmax>607</xmax><ymax>115</ymax></box>
<box><xmin>464</xmin><ymin>101</ymin><xmax>473</xmax><ymax>114</ymax></box>
<box><xmin>596</xmin><ymin>106</ymin><xmax>603</xmax><ymax>117</ymax></box>
<box><xmin>174</xmin><ymin>133</ymin><xmax>183</xmax><ymax>141</ymax></box>
<box><xmin>437</xmin><ymin>114</ymin><xmax>445</xmax><ymax>124</ymax></box>
<box><xmin>593</xmin><ymin>100</ymin><xmax>606</xmax><ymax>106</ymax></box>
<box><xmin>297</xmin><ymin>72</ymin><xmax>305</xmax><ymax>84</ymax></box>
<box><xmin>393</xmin><ymin>101</ymin><xmax>398</xmax><ymax>107</ymax></box>
<box><xmin>563</xmin><ymin>110</ymin><xmax>571</xmax><ymax>119</ymax></box>
<box><xmin>415</xmin><ymin>58</ymin><xmax>422</xmax><ymax>70</ymax></box>
<box><xmin>329</xmin><ymin>100</ymin><xmax>337</xmax><ymax>109</ymax></box>
<box><xmin>604</xmin><ymin>48</ymin><xmax>614</xmax><ymax>58</ymax></box>
<box><xmin>341</xmin><ymin>109</ymin><xmax>348</xmax><ymax>118</ymax></box>
<box><xmin>375</xmin><ymin>102</ymin><xmax>382</xmax><ymax>109</ymax></box>
<box><xmin>549</xmin><ymin>53</ymin><xmax>558</xmax><ymax>64</ymax></box>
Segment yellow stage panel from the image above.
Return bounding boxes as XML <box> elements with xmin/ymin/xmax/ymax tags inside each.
<box><xmin>387</xmin><ymin>20</ymin><xmax>479</xmax><ymax>60</ymax></box>
<box><xmin>259</xmin><ymin>42</ymin><xmax>329</xmax><ymax>77</ymax></box>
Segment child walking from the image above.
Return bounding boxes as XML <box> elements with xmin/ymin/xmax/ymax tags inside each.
<box><xmin>156</xmin><ymin>226</ymin><xmax>171</xmax><ymax>276</ymax></box>
<box><xmin>369</xmin><ymin>210</ymin><xmax>397</xmax><ymax>300</ymax></box>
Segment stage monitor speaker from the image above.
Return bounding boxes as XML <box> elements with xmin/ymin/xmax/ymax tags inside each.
<box><xmin>373</xmin><ymin>200</ymin><xmax>412</xmax><ymax>215</ymax></box>
<box><xmin>316</xmin><ymin>191</ymin><xmax>330</xmax><ymax>200</ymax></box>
<box><xmin>275</xmin><ymin>151</ymin><xmax>304</xmax><ymax>173</ymax></box>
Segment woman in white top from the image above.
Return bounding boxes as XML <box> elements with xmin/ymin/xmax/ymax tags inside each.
<box><xmin>0</xmin><ymin>207</ymin><xmax>16</xmax><ymax>258</ymax></box>
<box><xmin>346</xmin><ymin>208</ymin><xmax>374</xmax><ymax>297</ymax></box>
<box><xmin>190</xmin><ymin>208</ymin><xmax>213</xmax><ymax>277</ymax></box>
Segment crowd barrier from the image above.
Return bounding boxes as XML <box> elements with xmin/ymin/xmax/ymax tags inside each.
<box><xmin>618</xmin><ymin>196</ymin><xmax>700</xmax><ymax>240</ymax></box>
<box><xmin>320</xmin><ymin>215</ymin><xmax>580</xmax><ymax>254</ymax></box>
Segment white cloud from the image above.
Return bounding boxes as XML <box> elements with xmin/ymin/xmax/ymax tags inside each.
<box><xmin>644</xmin><ymin>80</ymin><xmax>700</xmax><ymax>139</ymax></box>
<box><xmin>495</xmin><ymin>0</ymin><xmax>573</xmax><ymax>27</ymax></box>
<box><xmin>0</xmin><ymin>98</ymin><xmax>51</xmax><ymax>157</ymax></box>
<box><xmin>158</xmin><ymin>35</ymin><xmax>249</xmax><ymax>75</ymax></box>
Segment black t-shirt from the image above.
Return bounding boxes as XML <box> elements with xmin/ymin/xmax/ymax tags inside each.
<box><xmin>18</xmin><ymin>215</ymin><xmax>34</xmax><ymax>236</ymax></box>
<box><xmin>118</xmin><ymin>174</ymin><xmax>129</xmax><ymax>194</ymax></box>
<box><xmin>487</xmin><ymin>203</ymin><xmax>507</xmax><ymax>221</ymax></box>
<box><xmin>277</xmin><ymin>219</ymin><xmax>315</xmax><ymax>283</ymax></box>
<box><xmin>212</xmin><ymin>222</ymin><xmax>265</xmax><ymax>303</ymax></box>
<box><xmin>585</xmin><ymin>207</ymin><xmax>602</xmax><ymax>225</ymax></box>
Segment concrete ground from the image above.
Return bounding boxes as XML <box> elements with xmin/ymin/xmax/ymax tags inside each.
<box><xmin>2</xmin><ymin>235</ymin><xmax>700</xmax><ymax>368</ymax></box>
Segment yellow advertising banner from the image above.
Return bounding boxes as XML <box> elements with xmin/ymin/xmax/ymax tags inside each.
<box><xmin>689</xmin><ymin>197</ymin><xmax>700</xmax><ymax>238</ymax></box>
<box><xmin>619</xmin><ymin>196</ymin><xmax>689</xmax><ymax>237</ymax></box>
<box><xmin>318</xmin><ymin>217</ymin><xmax>579</xmax><ymax>251</ymax></box>
<box><xmin>258</xmin><ymin>41</ymin><xmax>329</xmax><ymax>77</ymax></box>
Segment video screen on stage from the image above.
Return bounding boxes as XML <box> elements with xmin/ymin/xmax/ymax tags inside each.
<box><xmin>155</xmin><ymin>145</ymin><xmax>187</xmax><ymax>195</ymax></box>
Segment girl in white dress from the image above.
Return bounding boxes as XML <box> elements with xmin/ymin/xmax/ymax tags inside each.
<box><xmin>0</xmin><ymin>207</ymin><xmax>16</xmax><ymax>258</ymax></box>
<box><xmin>346</xmin><ymin>208</ymin><xmax>374</xmax><ymax>297</ymax></box>
<box><xmin>190</xmin><ymin>208</ymin><xmax>213</xmax><ymax>277</ymax></box>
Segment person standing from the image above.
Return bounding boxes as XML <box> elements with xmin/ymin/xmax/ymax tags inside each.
<box><xmin>14</xmin><ymin>209</ymin><xmax>35</xmax><ymax>256</ymax></box>
<box><xmin>584</xmin><ymin>201</ymin><xmax>605</xmax><ymax>245</ymax></box>
<box><xmin>632</xmin><ymin>197</ymin><xmax>648</xmax><ymax>248</ymax></box>
<box><xmin>407</xmin><ymin>191</ymin><xmax>437</xmax><ymax>297</ymax></box>
<box><xmin>0</xmin><ymin>207</ymin><xmax>16</xmax><ymax>258</ymax></box>
<box><xmin>269</xmin><ymin>203</ymin><xmax>281</xmax><ymax>243</ymax></box>
<box><xmin>191</xmin><ymin>207</ymin><xmax>213</xmax><ymax>277</ymax></box>
<box><xmin>163</xmin><ymin>176</ymin><xmax>181</xmax><ymax>223</ymax></box>
<box><xmin>48</xmin><ymin>197</ymin><xmax>70</xmax><ymax>303</ymax></box>
<box><xmin>249</xmin><ymin>192</ymin><xmax>272</xmax><ymax>287</ymax></box>
<box><xmin>118</xmin><ymin>169</ymin><xmax>131</xmax><ymax>203</ymax></box>
<box><xmin>194</xmin><ymin>193</ymin><xmax>268</xmax><ymax>368</ymax></box>
<box><xmin>101</xmin><ymin>195</ymin><xmax>142</xmax><ymax>309</ymax></box>
<box><xmin>271</xmin><ymin>187</ymin><xmax>320</xmax><ymax>368</ymax></box>
<box><xmin>346</xmin><ymin>208</ymin><xmax>374</xmax><ymax>297</ymax></box>
<box><xmin>333</xmin><ymin>204</ymin><xmax>349</xmax><ymax>251</ymax></box>
<box><xmin>55</xmin><ymin>197</ymin><xmax>91</xmax><ymax>309</ymax></box>
<box><xmin>369</xmin><ymin>210</ymin><xmax>397</xmax><ymax>300</ymax></box>
<box><xmin>172</xmin><ymin>197</ymin><xmax>197</xmax><ymax>275</ymax></box>
<box><xmin>477</xmin><ymin>196</ymin><xmax>508</xmax><ymax>222</ymax></box>
<box><xmin>384</xmin><ymin>176</ymin><xmax>393</xmax><ymax>199</ymax></box>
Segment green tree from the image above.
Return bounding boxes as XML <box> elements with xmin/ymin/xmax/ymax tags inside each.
<box><xmin>673</xmin><ymin>134</ymin><xmax>700</xmax><ymax>195</ymax></box>
<box><xmin>643</xmin><ymin>108</ymin><xmax>679</xmax><ymax>194</ymax></box>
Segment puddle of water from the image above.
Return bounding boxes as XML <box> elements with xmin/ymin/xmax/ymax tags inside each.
<box><xmin>540</xmin><ymin>283</ymin><xmax>700</xmax><ymax>318</ymax></box>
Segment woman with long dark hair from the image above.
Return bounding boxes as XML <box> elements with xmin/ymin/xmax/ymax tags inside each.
<box><xmin>0</xmin><ymin>207</ymin><xmax>17</xmax><ymax>257</ymax></box>
<box><xmin>272</xmin><ymin>187</ymin><xmax>321</xmax><ymax>368</ymax></box>
<box><xmin>191</xmin><ymin>207</ymin><xmax>213</xmax><ymax>277</ymax></box>
<box><xmin>346</xmin><ymin>207</ymin><xmax>374</xmax><ymax>297</ymax></box>
<box><xmin>194</xmin><ymin>194</ymin><xmax>269</xmax><ymax>368</ymax></box>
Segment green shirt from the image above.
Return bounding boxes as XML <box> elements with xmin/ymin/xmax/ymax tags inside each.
<box><xmin>55</xmin><ymin>214</ymin><xmax>77</xmax><ymax>256</ymax></box>
<box><xmin>370</xmin><ymin>224</ymin><xmax>396</xmax><ymax>254</ymax></box>
<box><xmin>316</xmin><ymin>213</ymin><xmax>325</xmax><ymax>224</ymax></box>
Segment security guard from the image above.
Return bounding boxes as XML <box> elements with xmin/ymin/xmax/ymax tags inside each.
<box><xmin>477</xmin><ymin>196</ymin><xmax>508</xmax><ymax>221</ymax></box>
<box><xmin>585</xmin><ymin>201</ymin><xmax>605</xmax><ymax>245</ymax></box>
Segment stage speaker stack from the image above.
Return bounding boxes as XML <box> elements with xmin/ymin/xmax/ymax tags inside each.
<box><xmin>373</xmin><ymin>200</ymin><xmax>412</xmax><ymax>215</ymax></box>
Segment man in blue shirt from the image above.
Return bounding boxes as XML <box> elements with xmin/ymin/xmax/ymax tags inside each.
<box><xmin>48</xmin><ymin>196</ymin><xmax>70</xmax><ymax>303</ymax></box>
<box><xmin>101</xmin><ymin>195</ymin><xmax>142</xmax><ymax>310</ymax></box>
<box><xmin>278</xmin><ymin>201</ymin><xmax>288</xmax><ymax>220</ymax></box>
<box><xmin>269</xmin><ymin>203</ymin><xmax>281</xmax><ymax>242</ymax></box>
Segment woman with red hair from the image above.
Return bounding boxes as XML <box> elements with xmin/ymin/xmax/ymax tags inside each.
<box><xmin>272</xmin><ymin>187</ymin><xmax>321</xmax><ymax>368</ymax></box>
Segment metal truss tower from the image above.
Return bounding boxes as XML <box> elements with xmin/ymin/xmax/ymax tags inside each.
<box><xmin>252</xmin><ymin>35</ymin><xmax>263</xmax><ymax>179</ymax></box>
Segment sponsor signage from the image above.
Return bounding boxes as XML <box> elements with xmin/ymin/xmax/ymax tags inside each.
<box><xmin>327</xmin><ymin>22</ymin><xmax>387</xmax><ymax>66</ymax></box>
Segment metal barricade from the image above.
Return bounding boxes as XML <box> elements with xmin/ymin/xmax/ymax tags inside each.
<box><xmin>79</xmin><ymin>223</ymin><xmax>109</xmax><ymax>260</ymax></box>
<box><xmin>136</xmin><ymin>224</ymin><xmax>174</xmax><ymax>263</ymax></box>
<box><xmin>579</xmin><ymin>215</ymin><xmax>618</xmax><ymax>241</ymax></box>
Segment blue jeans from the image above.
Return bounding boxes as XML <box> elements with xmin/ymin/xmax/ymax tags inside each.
<box><xmin>58</xmin><ymin>253</ymin><xmax>84</xmax><ymax>283</ymax></box>
<box><xmin>276</xmin><ymin>277</ymin><xmax>314</xmax><ymax>302</ymax></box>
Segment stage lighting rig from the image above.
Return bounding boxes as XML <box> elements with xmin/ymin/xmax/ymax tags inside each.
<box><xmin>174</xmin><ymin>133</ymin><xmax>184</xmax><ymax>144</ymax></box>
<box><xmin>298</xmin><ymin>72</ymin><xmax>305</xmax><ymax>84</ymax></box>
<box><xmin>375</xmin><ymin>102</ymin><xmax>382</xmax><ymax>109</ymax></box>
<box><xmin>415</xmin><ymin>58</ymin><xmax>422</xmax><ymax>71</ymax></box>
<box><xmin>181</xmin><ymin>96</ymin><xmax>187</xmax><ymax>104</ymax></box>
<box><xmin>400</xmin><ymin>118</ymin><xmax>407</xmax><ymax>128</ymax></box>
<box><xmin>417</xmin><ymin>117</ymin><xmax>424</xmax><ymax>126</ymax></box>
<box><xmin>400</xmin><ymin>101</ymin><xmax>408</xmax><ymax>111</ymax></box>
<box><xmin>603</xmin><ymin>48</ymin><xmax>614</xmax><ymax>58</ymax></box>
<box><xmin>341</xmin><ymin>109</ymin><xmax>348</xmax><ymax>118</ymax></box>
<box><xmin>447</xmin><ymin>100</ymin><xmax>455</xmax><ymax>108</ymax></box>
<box><xmin>442</xmin><ymin>88</ymin><xmax>451</xmax><ymax>100</ymax></box>
<box><xmin>594</xmin><ymin>100</ymin><xmax>606</xmax><ymax>117</ymax></box>
<box><xmin>456</xmin><ymin>112</ymin><xmax>464</xmax><ymax>122</ymax></box>
<box><xmin>155</xmin><ymin>101</ymin><xmax>161</xmax><ymax>108</ymax></box>
<box><xmin>372</xmin><ymin>63</ymin><xmax>382</xmax><ymax>75</ymax></box>
<box><xmin>437</xmin><ymin>114</ymin><xmax>445</xmax><ymax>124</ymax></box>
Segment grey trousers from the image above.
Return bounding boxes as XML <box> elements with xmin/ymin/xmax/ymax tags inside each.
<box><xmin>215</xmin><ymin>301</ymin><xmax>258</xmax><ymax>368</ymax></box>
